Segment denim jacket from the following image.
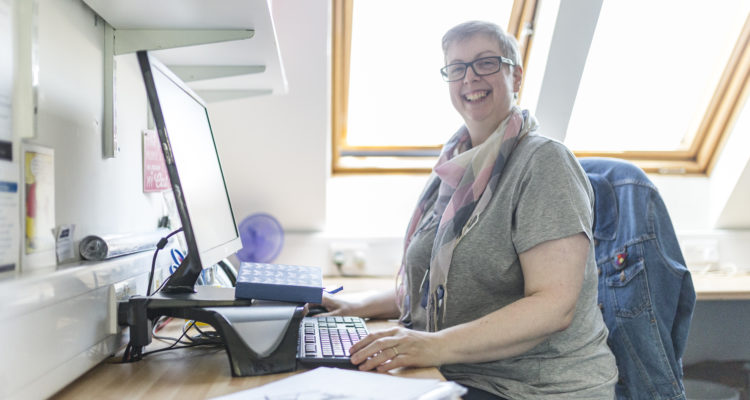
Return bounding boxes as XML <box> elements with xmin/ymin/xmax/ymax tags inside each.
<box><xmin>579</xmin><ymin>158</ymin><xmax>696</xmax><ymax>400</ymax></box>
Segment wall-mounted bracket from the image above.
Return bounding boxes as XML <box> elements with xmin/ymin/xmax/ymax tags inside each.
<box><xmin>102</xmin><ymin>25</ymin><xmax>257</xmax><ymax>158</ymax></box>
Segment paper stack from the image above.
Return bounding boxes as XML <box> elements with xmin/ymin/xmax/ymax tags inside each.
<box><xmin>212</xmin><ymin>367</ymin><xmax>466</xmax><ymax>400</ymax></box>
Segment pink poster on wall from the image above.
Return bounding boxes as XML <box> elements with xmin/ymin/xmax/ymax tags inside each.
<box><xmin>142</xmin><ymin>130</ymin><xmax>171</xmax><ymax>192</ymax></box>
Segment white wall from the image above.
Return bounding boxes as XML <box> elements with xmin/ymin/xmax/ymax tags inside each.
<box><xmin>34</xmin><ymin>0</ymin><xmax>161</xmax><ymax>245</ymax></box>
<box><xmin>710</xmin><ymin>95</ymin><xmax>750</xmax><ymax>228</ymax></box>
<box><xmin>207</xmin><ymin>0</ymin><xmax>330</xmax><ymax>232</ymax></box>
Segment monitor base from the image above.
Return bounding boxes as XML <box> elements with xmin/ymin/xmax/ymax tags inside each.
<box><xmin>118</xmin><ymin>286</ymin><xmax>304</xmax><ymax>376</ymax></box>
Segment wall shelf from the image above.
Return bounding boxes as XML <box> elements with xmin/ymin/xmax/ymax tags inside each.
<box><xmin>82</xmin><ymin>0</ymin><xmax>287</xmax><ymax>157</ymax></box>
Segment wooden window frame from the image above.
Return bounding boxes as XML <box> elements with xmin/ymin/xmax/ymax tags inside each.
<box><xmin>331</xmin><ymin>0</ymin><xmax>539</xmax><ymax>174</ymax></box>
<box><xmin>332</xmin><ymin>2</ymin><xmax>749</xmax><ymax>176</ymax></box>
<box><xmin>574</xmin><ymin>13</ymin><xmax>750</xmax><ymax>176</ymax></box>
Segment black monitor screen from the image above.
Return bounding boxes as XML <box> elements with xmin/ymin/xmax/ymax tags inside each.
<box><xmin>138</xmin><ymin>51</ymin><xmax>241</xmax><ymax>293</ymax></box>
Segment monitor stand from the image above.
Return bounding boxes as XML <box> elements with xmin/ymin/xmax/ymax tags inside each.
<box><xmin>118</xmin><ymin>286</ymin><xmax>305</xmax><ymax>376</ymax></box>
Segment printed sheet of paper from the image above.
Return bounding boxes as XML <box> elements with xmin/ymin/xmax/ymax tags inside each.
<box><xmin>0</xmin><ymin>162</ymin><xmax>18</xmax><ymax>273</ymax></box>
<box><xmin>211</xmin><ymin>367</ymin><xmax>465</xmax><ymax>400</ymax></box>
<box><xmin>22</xmin><ymin>144</ymin><xmax>55</xmax><ymax>270</ymax></box>
<box><xmin>0</xmin><ymin>0</ymin><xmax>16</xmax><ymax>273</ymax></box>
<box><xmin>0</xmin><ymin>0</ymin><xmax>11</xmax><ymax>145</ymax></box>
<box><xmin>142</xmin><ymin>129</ymin><xmax>170</xmax><ymax>192</ymax></box>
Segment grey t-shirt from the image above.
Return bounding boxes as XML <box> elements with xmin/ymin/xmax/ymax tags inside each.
<box><xmin>404</xmin><ymin>134</ymin><xmax>617</xmax><ymax>399</ymax></box>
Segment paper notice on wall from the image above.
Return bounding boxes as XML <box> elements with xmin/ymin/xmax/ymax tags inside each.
<box><xmin>22</xmin><ymin>144</ymin><xmax>55</xmax><ymax>270</ymax></box>
<box><xmin>0</xmin><ymin>0</ymin><xmax>16</xmax><ymax>273</ymax></box>
<box><xmin>143</xmin><ymin>129</ymin><xmax>171</xmax><ymax>192</ymax></box>
<box><xmin>0</xmin><ymin>161</ymin><xmax>18</xmax><ymax>273</ymax></box>
<box><xmin>1</xmin><ymin>0</ymin><xmax>12</xmax><ymax>144</ymax></box>
<box><xmin>55</xmin><ymin>224</ymin><xmax>75</xmax><ymax>264</ymax></box>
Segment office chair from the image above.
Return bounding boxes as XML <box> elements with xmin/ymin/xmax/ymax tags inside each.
<box><xmin>579</xmin><ymin>157</ymin><xmax>696</xmax><ymax>400</ymax></box>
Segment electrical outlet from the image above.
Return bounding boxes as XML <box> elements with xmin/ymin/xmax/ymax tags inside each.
<box><xmin>107</xmin><ymin>278</ymin><xmax>138</xmax><ymax>334</ymax></box>
<box><xmin>681</xmin><ymin>238</ymin><xmax>720</xmax><ymax>270</ymax></box>
<box><xmin>329</xmin><ymin>241</ymin><xmax>369</xmax><ymax>276</ymax></box>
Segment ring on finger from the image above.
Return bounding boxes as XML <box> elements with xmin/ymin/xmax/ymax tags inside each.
<box><xmin>392</xmin><ymin>347</ymin><xmax>399</xmax><ymax>357</ymax></box>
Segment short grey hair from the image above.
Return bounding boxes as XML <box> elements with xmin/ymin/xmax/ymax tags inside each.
<box><xmin>442</xmin><ymin>20</ymin><xmax>521</xmax><ymax>67</ymax></box>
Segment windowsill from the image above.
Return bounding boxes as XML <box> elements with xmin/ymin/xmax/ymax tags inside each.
<box><xmin>333</xmin><ymin>155</ymin><xmax>436</xmax><ymax>174</ymax></box>
<box><xmin>333</xmin><ymin>153</ymin><xmax>716</xmax><ymax>176</ymax></box>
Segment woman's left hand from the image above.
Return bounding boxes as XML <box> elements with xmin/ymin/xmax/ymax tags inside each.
<box><xmin>349</xmin><ymin>326</ymin><xmax>442</xmax><ymax>372</ymax></box>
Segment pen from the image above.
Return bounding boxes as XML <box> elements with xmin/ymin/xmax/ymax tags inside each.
<box><xmin>325</xmin><ymin>285</ymin><xmax>344</xmax><ymax>294</ymax></box>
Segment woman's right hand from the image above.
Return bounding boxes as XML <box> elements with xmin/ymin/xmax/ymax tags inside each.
<box><xmin>307</xmin><ymin>288</ymin><xmax>400</xmax><ymax>320</ymax></box>
<box><xmin>316</xmin><ymin>293</ymin><xmax>361</xmax><ymax>316</ymax></box>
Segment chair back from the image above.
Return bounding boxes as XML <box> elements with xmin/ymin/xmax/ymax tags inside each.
<box><xmin>579</xmin><ymin>157</ymin><xmax>696</xmax><ymax>400</ymax></box>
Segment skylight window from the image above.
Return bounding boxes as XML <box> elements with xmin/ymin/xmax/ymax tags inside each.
<box><xmin>565</xmin><ymin>1</ymin><xmax>750</xmax><ymax>154</ymax></box>
<box><xmin>332</xmin><ymin>0</ymin><xmax>750</xmax><ymax>175</ymax></box>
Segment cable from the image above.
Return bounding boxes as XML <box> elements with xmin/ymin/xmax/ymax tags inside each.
<box><xmin>147</xmin><ymin>227</ymin><xmax>183</xmax><ymax>296</ymax></box>
<box><xmin>120</xmin><ymin>319</ymin><xmax>223</xmax><ymax>363</ymax></box>
<box><xmin>154</xmin><ymin>316</ymin><xmax>172</xmax><ymax>333</ymax></box>
<box><xmin>140</xmin><ymin>321</ymin><xmax>222</xmax><ymax>358</ymax></box>
<box><xmin>186</xmin><ymin>321</ymin><xmax>221</xmax><ymax>344</ymax></box>
<box><xmin>140</xmin><ymin>340</ymin><xmax>223</xmax><ymax>357</ymax></box>
<box><xmin>121</xmin><ymin>342</ymin><xmax>143</xmax><ymax>363</ymax></box>
<box><xmin>151</xmin><ymin>317</ymin><xmax>222</xmax><ymax>345</ymax></box>
<box><xmin>151</xmin><ymin>317</ymin><xmax>188</xmax><ymax>344</ymax></box>
<box><xmin>217</xmin><ymin>259</ymin><xmax>237</xmax><ymax>286</ymax></box>
<box><xmin>151</xmin><ymin>276</ymin><xmax>171</xmax><ymax>296</ymax></box>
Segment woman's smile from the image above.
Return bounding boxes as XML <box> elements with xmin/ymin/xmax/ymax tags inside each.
<box><xmin>463</xmin><ymin>89</ymin><xmax>491</xmax><ymax>102</ymax></box>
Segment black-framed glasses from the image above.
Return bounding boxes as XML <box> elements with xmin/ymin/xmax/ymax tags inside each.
<box><xmin>440</xmin><ymin>56</ymin><xmax>515</xmax><ymax>82</ymax></box>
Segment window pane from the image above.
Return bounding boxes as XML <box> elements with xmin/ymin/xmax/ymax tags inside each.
<box><xmin>346</xmin><ymin>0</ymin><xmax>514</xmax><ymax>148</ymax></box>
<box><xmin>565</xmin><ymin>0</ymin><xmax>750</xmax><ymax>152</ymax></box>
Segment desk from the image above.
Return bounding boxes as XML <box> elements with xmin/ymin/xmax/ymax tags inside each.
<box><xmin>325</xmin><ymin>273</ymin><xmax>750</xmax><ymax>300</ymax></box>
<box><xmin>326</xmin><ymin>274</ymin><xmax>750</xmax><ymax>300</ymax></box>
<box><xmin>691</xmin><ymin>272</ymin><xmax>750</xmax><ymax>300</ymax></box>
<box><xmin>52</xmin><ymin>277</ymin><xmax>443</xmax><ymax>400</ymax></box>
<box><xmin>52</xmin><ymin>321</ymin><xmax>442</xmax><ymax>400</ymax></box>
<box><xmin>53</xmin><ymin>273</ymin><xmax>749</xmax><ymax>399</ymax></box>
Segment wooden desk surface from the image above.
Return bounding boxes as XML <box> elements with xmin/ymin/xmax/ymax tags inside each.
<box><xmin>691</xmin><ymin>272</ymin><xmax>750</xmax><ymax>300</ymax></box>
<box><xmin>53</xmin><ymin>320</ymin><xmax>441</xmax><ymax>400</ymax></box>
<box><xmin>53</xmin><ymin>277</ymin><xmax>441</xmax><ymax>400</ymax></box>
<box><xmin>323</xmin><ymin>273</ymin><xmax>750</xmax><ymax>301</ymax></box>
<box><xmin>322</xmin><ymin>274</ymin><xmax>750</xmax><ymax>301</ymax></box>
<box><xmin>51</xmin><ymin>273</ymin><xmax>750</xmax><ymax>399</ymax></box>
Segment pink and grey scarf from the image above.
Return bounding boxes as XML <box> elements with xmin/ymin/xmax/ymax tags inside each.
<box><xmin>397</xmin><ymin>107</ymin><xmax>538</xmax><ymax>331</ymax></box>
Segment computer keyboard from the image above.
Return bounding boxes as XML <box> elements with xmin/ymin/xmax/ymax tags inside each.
<box><xmin>297</xmin><ymin>316</ymin><xmax>369</xmax><ymax>368</ymax></box>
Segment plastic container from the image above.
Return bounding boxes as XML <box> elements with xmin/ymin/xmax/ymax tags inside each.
<box><xmin>683</xmin><ymin>379</ymin><xmax>740</xmax><ymax>400</ymax></box>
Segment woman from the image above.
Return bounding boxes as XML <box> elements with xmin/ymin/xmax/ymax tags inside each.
<box><xmin>321</xmin><ymin>21</ymin><xmax>617</xmax><ymax>399</ymax></box>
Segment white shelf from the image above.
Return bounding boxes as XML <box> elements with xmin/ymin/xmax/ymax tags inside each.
<box><xmin>82</xmin><ymin>0</ymin><xmax>287</xmax><ymax>157</ymax></box>
<box><xmin>83</xmin><ymin>0</ymin><xmax>287</xmax><ymax>95</ymax></box>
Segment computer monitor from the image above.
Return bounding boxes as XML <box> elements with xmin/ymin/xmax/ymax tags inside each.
<box><xmin>137</xmin><ymin>51</ymin><xmax>242</xmax><ymax>294</ymax></box>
